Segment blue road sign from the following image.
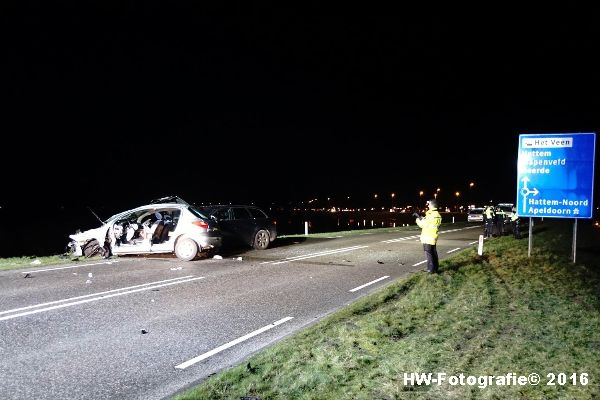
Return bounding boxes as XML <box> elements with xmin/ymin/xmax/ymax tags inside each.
<box><xmin>516</xmin><ymin>133</ymin><xmax>596</xmax><ymax>219</ymax></box>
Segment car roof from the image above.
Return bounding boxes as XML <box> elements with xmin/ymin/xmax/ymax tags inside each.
<box><xmin>105</xmin><ymin>203</ymin><xmax>188</xmax><ymax>223</ymax></box>
<box><xmin>202</xmin><ymin>204</ymin><xmax>262</xmax><ymax>209</ymax></box>
<box><xmin>150</xmin><ymin>196</ymin><xmax>190</xmax><ymax>206</ymax></box>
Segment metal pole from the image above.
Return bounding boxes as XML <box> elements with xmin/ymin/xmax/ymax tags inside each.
<box><xmin>572</xmin><ymin>219</ymin><xmax>578</xmax><ymax>263</ymax></box>
<box><xmin>528</xmin><ymin>217</ymin><xmax>533</xmax><ymax>257</ymax></box>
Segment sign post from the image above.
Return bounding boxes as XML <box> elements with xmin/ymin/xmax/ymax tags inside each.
<box><xmin>516</xmin><ymin>132</ymin><xmax>596</xmax><ymax>261</ymax></box>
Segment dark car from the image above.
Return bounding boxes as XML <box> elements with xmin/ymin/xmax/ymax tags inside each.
<box><xmin>200</xmin><ymin>205</ymin><xmax>277</xmax><ymax>250</ymax></box>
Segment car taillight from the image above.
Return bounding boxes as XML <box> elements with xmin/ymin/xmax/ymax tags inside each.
<box><xmin>272</xmin><ymin>219</ymin><xmax>277</xmax><ymax>225</ymax></box>
<box><xmin>192</xmin><ymin>220</ymin><xmax>209</xmax><ymax>229</ymax></box>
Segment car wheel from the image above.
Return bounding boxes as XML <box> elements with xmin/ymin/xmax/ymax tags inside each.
<box><xmin>252</xmin><ymin>229</ymin><xmax>270</xmax><ymax>250</ymax></box>
<box><xmin>82</xmin><ymin>239</ymin><xmax>103</xmax><ymax>257</ymax></box>
<box><xmin>175</xmin><ymin>238</ymin><xmax>199</xmax><ymax>261</ymax></box>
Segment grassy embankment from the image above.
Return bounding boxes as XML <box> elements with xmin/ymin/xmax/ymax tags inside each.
<box><xmin>176</xmin><ymin>220</ymin><xmax>600</xmax><ymax>399</ymax></box>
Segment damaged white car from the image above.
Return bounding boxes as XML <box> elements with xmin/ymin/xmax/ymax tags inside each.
<box><xmin>66</xmin><ymin>200</ymin><xmax>222</xmax><ymax>261</ymax></box>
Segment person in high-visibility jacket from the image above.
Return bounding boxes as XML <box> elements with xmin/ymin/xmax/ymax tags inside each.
<box><xmin>416</xmin><ymin>199</ymin><xmax>442</xmax><ymax>274</ymax></box>
<box><xmin>510</xmin><ymin>207</ymin><xmax>521</xmax><ymax>239</ymax></box>
<box><xmin>483</xmin><ymin>204</ymin><xmax>496</xmax><ymax>238</ymax></box>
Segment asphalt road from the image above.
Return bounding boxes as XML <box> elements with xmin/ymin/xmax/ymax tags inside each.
<box><xmin>0</xmin><ymin>223</ymin><xmax>483</xmax><ymax>400</ymax></box>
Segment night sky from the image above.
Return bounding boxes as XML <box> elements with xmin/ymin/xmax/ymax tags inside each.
<box><xmin>3</xmin><ymin>8</ymin><xmax>599</xmax><ymax>214</ymax></box>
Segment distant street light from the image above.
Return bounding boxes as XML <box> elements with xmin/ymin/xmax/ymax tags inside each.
<box><xmin>468</xmin><ymin>181</ymin><xmax>476</xmax><ymax>205</ymax></box>
<box><xmin>455</xmin><ymin>191</ymin><xmax>461</xmax><ymax>211</ymax></box>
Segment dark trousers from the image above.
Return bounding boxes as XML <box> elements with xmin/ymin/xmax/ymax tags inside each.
<box><xmin>513</xmin><ymin>220</ymin><xmax>521</xmax><ymax>239</ymax></box>
<box><xmin>423</xmin><ymin>244</ymin><xmax>439</xmax><ymax>273</ymax></box>
<box><xmin>484</xmin><ymin>220</ymin><xmax>494</xmax><ymax>237</ymax></box>
<box><xmin>496</xmin><ymin>219</ymin><xmax>504</xmax><ymax>235</ymax></box>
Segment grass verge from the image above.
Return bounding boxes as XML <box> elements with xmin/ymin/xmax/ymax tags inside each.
<box><xmin>175</xmin><ymin>220</ymin><xmax>600</xmax><ymax>399</ymax></box>
<box><xmin>0</xmin><ymin>255</ymin><xmax>104</xmax><ymax>271</ymax></box>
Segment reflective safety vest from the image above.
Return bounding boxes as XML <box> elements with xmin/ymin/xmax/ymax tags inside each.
<box><xmin>416</xmin><ymin>208</ymin><xmax>442</xmax><ymax>245</ymax></box>
<box><xmin>484</xmin><ymin>206</ymin><xmax>495</xmax><ymax>220</ymax></box>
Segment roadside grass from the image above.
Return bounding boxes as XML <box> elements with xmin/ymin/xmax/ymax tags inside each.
<box><xmin>0</xmin><ymin>254</ymin><xmax>103</xmax><ymax>271</ymax></box>
<box><xmin>175</xmin><ymin>220</ymin><xmax>600</xmax><ymax>399</ymax></box>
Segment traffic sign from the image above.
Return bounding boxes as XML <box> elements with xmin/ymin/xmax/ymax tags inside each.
<box><xmin>516</xmin><ymin>132</ymin><xmax>596</xmax><ymax>219</ymax></box>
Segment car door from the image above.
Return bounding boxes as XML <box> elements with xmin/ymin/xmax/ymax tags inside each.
<box><xmin>230</xmin><ymin>206</ymin><xmax>257</xmax><ymax>247</ymax></box>
<box><xmin>212</xmin><ymin>207</ymin><xmax>237</xmax><ymax>243</ymax></box>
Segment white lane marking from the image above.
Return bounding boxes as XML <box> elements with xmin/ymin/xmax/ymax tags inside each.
<box><xmin>22</xmin><ymin>260</ymin><xmax>120</xmax><ymax>274</ymax></box>
<box><xmin>412</xmin><ymin>260</ymin><xmax>427</xmax><ymax>266</ymax></box>
<box><xmin>272</xmin><ymin>246</ymin><xmax>368</xmax><ymax>265</ymax></box>
<box><xmin>0</xmin><ymin>276</ymin><xmax>204</xmax><ymax>321</ymax></box>
<box><xmin>382</xmin><ymin>235</ymin><xmax>420</xmax><ymax>243</ymax></box>
<box><xmin>382</xmin><ymin>225</ymin><xmax>482</xmax><ymax>244</ymax></box>
<box><xmin>468</xmin><ymin>241</ymin><xmax>478</xmax><ymax>245</ymax></box>
<box><xmin>175</xmin><ymin>316</ymin><xmax>294</xmax><ymax>369</ymax></box>
<box><xmin>447</xmin><ymin>248</ymin><xmax>461</xmax><ymax>254</ymax></box>
<box><xmin>263</xmin><ymin>225</ymin><xmax>481</xmax><ymax>265</ymax></box>
<box><xmin>349</xmin><ymin>276</ymin><xmax>389</xmax><ymax>292</ymax></box>
<box><xmin>261</xmin><ymin>245</ymin><xmax>368</xmax><ymax>265</ymax></box>
<box><xmin>0</xmin><ymin>275</ymin><xmax>195</xmax><ymax>316</ymax></box>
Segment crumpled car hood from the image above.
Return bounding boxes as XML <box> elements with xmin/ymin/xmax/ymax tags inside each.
<box><xmin>70</xmin><ymin>225</ymin><xmax>109</xmax><ymax>243</ymax></box>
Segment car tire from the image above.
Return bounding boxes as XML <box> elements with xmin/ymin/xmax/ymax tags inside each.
<box><xmin>175</xmin><ymin>238</ymin><xmax>199</xmax><ymax>261</ymax></box>
<box><xmin>252</xmin><ymin>229</ymin><xmax>270</xmax><ymax>250</ymax></box>
<box><xmin>82</xmin><ymin>239</ymin><xmax>103</xmax><ymax>257</ymax></box>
